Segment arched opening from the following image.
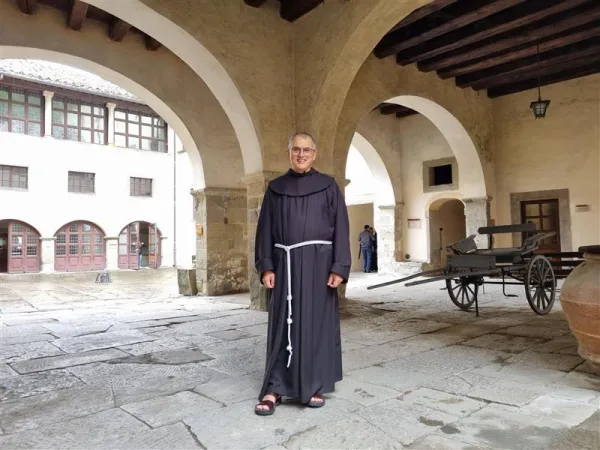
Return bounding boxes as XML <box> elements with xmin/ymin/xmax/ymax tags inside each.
<box><xmin>0</xmin><ymin>219</ymin><xmax>41</xmax><ymax>273</ymax></box>
<box><xmin>117</xmin><ymin>221</ymin><xmax>163</xmax><ymax>270</ymax></box>
<box><xmin>427</xmin><ymin>198</ymin><xmax>466</xmax><ymax>268</ymax></box>
<box><xmin>54</xmin><ymin>221</ymin><xmax>106</xmax><ymax>272</ymax></box>
<box><xmin>345</xmin><ymin>132</ymin><xmax>397</xmax><ymax>274</ymax></box>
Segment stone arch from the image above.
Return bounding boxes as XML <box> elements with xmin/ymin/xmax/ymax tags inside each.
<box><xmin>0</xmin><ymin>46</ymin><xmax>206</xmax><ymax>188</ymax></box>
<box><xmin>425</xmin><ymin>196</ymin><xmax>466</xmax><ymax>267</ymax></box>
<box><xmin>86</xmin><ymin>0</ymin><xmax>262</xmax><ymax>176</ymax></box>
<box><xmin>347</xmin><ymin>132</ymin><xmax>401</xmax><ymax>273</ymax></box>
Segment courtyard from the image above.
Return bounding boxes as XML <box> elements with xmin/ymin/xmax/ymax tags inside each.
<box><xmin>0</xmin><ymin>269</ymin><xmax>598</xmax><ymax>449</ymax></box>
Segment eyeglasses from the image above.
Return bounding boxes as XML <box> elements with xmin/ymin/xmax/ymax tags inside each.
<box><xmin>290</xmin><ymin>146</ymin><xmax>315</xmax><ymax>155</ymax></box>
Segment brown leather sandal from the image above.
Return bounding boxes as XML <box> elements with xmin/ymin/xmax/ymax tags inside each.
<box><xmin>254</xmin><ymin>393</ymin><xmax>281</xmax><ymax>416</ymax></box>
<box><xmin>306</xmin><ymin>393</ymin><xmax>325</xmax><ymax>408</ymax></box>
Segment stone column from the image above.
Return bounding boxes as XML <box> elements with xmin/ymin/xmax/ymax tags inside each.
<box><xmin>105</xmin><ymin>237</ymin><xmax>119</xmax><ymax>270</ymax></box>
<box><xmin>39</xmin><ymin>237</ymin><xmax>55</xmax><ymax>273</ymax></box>
<box><xmin>191</xmin><ymin>187</ymin><xmax>247</xmax><ymax>296</ymax></box>
<box><xmin>464</xmin><ymin>197</ymin><xmax>491</xmax><ymax>248</ymax></box>
<box><xmin>42</xmin><ymin>90</ymin><xmax>54</xmax><ymax>137</ymax></box>
<box><xmin>374</xmin><ymin>202</ymin><xmax>404</xmax><ymax>273</ymax></box>
<box><xmin>106</xmin><ymin>102</ymin><xmax>116</xmax><ymax>145</ymax></box>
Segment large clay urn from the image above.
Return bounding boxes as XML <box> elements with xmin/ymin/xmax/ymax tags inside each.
<box><xmin>560</xmin><ymin>245</ymin><xmax>600</xmax><ymax>371</ymax></box>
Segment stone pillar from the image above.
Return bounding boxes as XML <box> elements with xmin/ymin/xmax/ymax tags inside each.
<box><xmin>464</xmin><ymin>197</ymin><xmax>491</xmax><ymax>248</ymax></box>
<box><xmin>191</xmin><ymin>187</ymin><xmax>247</xmax><ymax>296</ymax></box>
<box><xmin>42</xmin><ymin>90</ymin><xmax>54</xmax><ymax>137</ymax></box>
<box><xmin>375</xmin><ymin>202</ymin><xmax>404</xmax><ymax>273</ymax></box>
<box><xmin>243</xmin><ymin>171</ymin><xmax>282</xmax><ymax>310</ymax></box>
<box><xmin>106</xmin><ymin>102</ymin><xmax>116</xmax><ymax>145</ymax></box>
<box><xmin>39</xmin><ymin>237</ymin><xmax>55</xmax><ymax>273</ymax></box>
<box><xmin>105</xmin><ymin>237</ymin><xmax>119</xmax><ymax>270</ymax></box>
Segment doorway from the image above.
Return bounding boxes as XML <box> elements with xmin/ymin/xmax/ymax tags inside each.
<box><xmin>429</xmin><ymin>199</ymin><xmax>466</xmax><ymax>267</ymax></box>
<box><xmin>0</xmin><ymin>220</ymin><xmax>41</xmax><ymax>273</ymax></box>
<box><xmin>520</xmin><ymin>199</ymin><xmax>561</xmax><ymax>253</ymax></box>
<box><xmin>118</xmin><ymin>221</ymin><xmax>162</xmax><ymax>269</ymax></box>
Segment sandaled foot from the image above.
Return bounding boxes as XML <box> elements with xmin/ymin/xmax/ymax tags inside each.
<box><xmin>254</xmin><ymin>393</ymin><xmax>281</xmax><ymax>416</ymax></box>
<box><xmin>306</xmin><ymin>393</ymin><xmax>325</xmax><ymax>408</ymax></box>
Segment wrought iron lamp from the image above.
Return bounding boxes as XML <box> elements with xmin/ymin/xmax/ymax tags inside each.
<box><xmin>530</xmin><ymin>43</ymin><xmax>550</xmax><ymax>118</ymax></box>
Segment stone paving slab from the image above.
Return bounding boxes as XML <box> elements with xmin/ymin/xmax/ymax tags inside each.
<box><xmin>0</xmin><ymin>341</ymin><xmax>64</xmax><ymax>364</ymax></box>
<box><xmin>520</xmin><ymin>395</ymin><xmax>600</xmax><ymax>427</ymax></box>
<box><xmin>0</xmin><ymin>363</ymin><xmax>19</xmax><ymax>379</ymax></box>
<box><xmin>8</xmin><ymin>348</ymin><xmax>129</xmax><ymax>374</ymax></box>
<box><xmin>51</xmin><ymin>329</ymin><xmax>156</xmax><ymax>353</ymax></box>
<box><xmin>461</xmin><ymin>333</ymin><xmax>548</xmax><ymax>354</ymax></box>
<box><xmin>0</xmin><ymin>368</ymin><xmax>83</xmax><ymax>401</ymax></box>
<box><xmin>406</xmin><ymin>434</ymin><xmax>487</xmax><ymax>449</ymax></box>
<box><xmin>2</xmin><ymin>333</ymin><xmax>56</xmax><ymax>346</ymax></box>
<box><xmin>496</xmin><ymin>324</ymin><xmax>570</xmax><ymax>340</ymax></box>
<box><xmin>193</xmin><ymin>373</ymin><xmax>262</xmax><ymax>405</ymax></box>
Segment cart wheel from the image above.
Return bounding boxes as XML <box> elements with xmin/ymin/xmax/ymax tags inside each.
<box><xmin>445</xmin><ymin>277</ymin><xmax>478</xmax><ymax>311</ymax></box>
<box><xmin>525</xmin><ymin>255</ymin><xmax>556</xmax><ymax>315</ymax></box>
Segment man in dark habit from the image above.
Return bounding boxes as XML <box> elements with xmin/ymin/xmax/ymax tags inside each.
<box><xmin>254</xmin><ymin>131</ymin><xmax>351</xmax><ymax>415</ymax></box>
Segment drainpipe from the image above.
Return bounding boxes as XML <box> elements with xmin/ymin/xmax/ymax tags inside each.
<box><xmin>172</xmin><ymin>127</ymin><xmax>177</xmax><ymax>267</ymax></box>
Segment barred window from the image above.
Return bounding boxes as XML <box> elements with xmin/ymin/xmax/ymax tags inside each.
<box><xmin>130</xmin><ymin>177</ymin><xmax>152</xmax><ymax>197</ymax></box>
<box><xmin>115</xmin><ymin>109</ymin><xmax>167</xmax><ymax>152</ymax></box>
<box><xmin>0</xmin><ymin>86</ymin><xmax>43</xmax><ymax>137</ymax></box>
<box><xmin>0</xmin><ymin>165</ymin><xmax>28</xmax><ymax>189</ymax></box>
<box><xmin>52</xmin><ymin>98</ymin><xmax>105</xmax><ymax>144</ymax></box>
<box><xmin>68</xmin><ymin>171</ymin><xmax>95</xmax><ymax>193</ymax></box>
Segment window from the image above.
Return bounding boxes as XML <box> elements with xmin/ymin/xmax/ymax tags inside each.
<box><xmin>130</xmin><ymin>177</ymin><xmax>152</xmax><ymax>197</ymax></box>
<box><xmin>422</xmin><ymin>157</ymin><xmax>458</xmax><ymax>193</ymax></box>
<box><xmin>115</xmin><ymin>109</ymin><xmax>167</xmax><ymax>152</ymax></box>
<box><xmin>431</xmin><ymin>164</ymin><xmax>453</xmax><ymax>186</ymax></box>
<box><xmin>0</xmin><ymin>86</ymin><xmax>43</xmax><ymax>137</ymax></box>
<box><xmin>68</xmin><ymin>171</ymin><xmax>95</xmax><ymax>193</ymax></box>
<box><xmin>0</xmin><ymin>165</ymin><xmax>28</xmax><ymax>189</ymax></box>
<box><xmin>52</xmin><ymin>98</ymin><xmax>106</xmax><ymax>144</ymax></box>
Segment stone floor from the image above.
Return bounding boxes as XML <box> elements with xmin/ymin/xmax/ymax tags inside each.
<box><xmin>1</xmin><ymin>269</ymin><xmax>599</xmax><ymax>449</ymax></box>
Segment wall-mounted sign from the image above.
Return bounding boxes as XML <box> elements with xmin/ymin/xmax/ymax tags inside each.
<box><xmin>408</xmin><ymin>218</ymin><xmax>422</xmax><ymax>229</ymax></box>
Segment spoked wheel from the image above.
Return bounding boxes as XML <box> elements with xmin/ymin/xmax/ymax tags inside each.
<box><xmin>445</xmin><ymin>276</ymin><xmax>479</xmax><ymax>311</ymax></box>
<box><xmin>525</xmin><ymin>255</ymin><xmax>556</xmax><ymax>315</ymax></box>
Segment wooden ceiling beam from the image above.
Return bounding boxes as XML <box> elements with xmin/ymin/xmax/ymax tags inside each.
<box><xmin>375</xmin><ymin>0</ymin><xmax>526</xmax><ymax>59</ymax></box>
<box><xmin>468</xmin><ymin>45</ymin><xmax>600</xmax><ymax>90</ymax></box>
<box><xmin>487</xmin><ymin>62</ymin><xmax>600</xmax><ymax>98</ymax></box>
<box><xmin>387</xmin><ymin>0</ymin><xmax>459</xmax><ymax>34</ymax></box>
<box><xmin>68</xmin><ymin>0</ymin><xmax>89</xmax><ymax>31</ymax></box>
<box><xmin>244</xmin><ymin>0</ymin><xmax>268</xmax><ymax>6</ymax></box>
<box><xmin>419</xmin><ymin>7</ymin><xmax>600</xmax><ymax>73</ymax></box>
<box><xmin>280</xmin><ymin>0</ymin><xmax>322</xmax><ymax>22</ymax></box>
<box><xmin>396</xmin><ymin>0</ymin><xmax>591</xmax><ymax>65</ymax></box>
<box><xmin>109</xmin><ymin>18</ymin><xmax>131</xmax><ymax>42</ymax></box>
<box><xmin>145</xmin><ymin>35</ymin><xmax>162</xmax><ymax>51</ymax></box>
<box><xmin>377</xmin><ymin>103</ymin><xmax>417</xmax><ymax>118</ymax></box>
<box><xmin>441</xmin><ymin>26</ymin><xmax>600</xmax><ymax>80</ymax></box>
<box><xmin>16</xmin><ymin>0</ymin><xmax>37</xmax><ymax>14</ymax></box>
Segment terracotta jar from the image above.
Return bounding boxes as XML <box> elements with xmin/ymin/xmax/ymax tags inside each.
<box><xmin>560</xmin><ymin>245</ymin><xmax>600</xmax><ymax>371</ymax></box>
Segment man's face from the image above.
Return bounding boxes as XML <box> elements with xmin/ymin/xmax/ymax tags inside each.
<box><xmin>289</xmin><ymin>136</ymin><xmax>317</xmax><ymax>173</ymax></box>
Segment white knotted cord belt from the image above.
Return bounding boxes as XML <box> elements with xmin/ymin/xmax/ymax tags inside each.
<box><xmin>274</xmin><ymin>240</ymin><xmax>333</xmax><ymax>368</ymax></box>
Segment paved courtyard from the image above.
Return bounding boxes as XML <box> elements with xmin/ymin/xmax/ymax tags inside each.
<box><xmin>1</xmin><ymin>269</ymin><xmax>599</xmax><ymax>449</ymax></box>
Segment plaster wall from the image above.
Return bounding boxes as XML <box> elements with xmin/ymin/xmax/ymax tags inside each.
<box><xmin>492</xmin><ymin>74</ymin><xmax>600</xmax><ymax>250</ymax></box>
<box><xmin>0</xmin><ymin>131</ymin><xmax>195</xmax><ymax>267</ymax></box>
<box><xmin>0</xmin><ymin>1</ymin><xmax>245</xmax><ymax>189</ymax></box>
<box><xmin>348</xmin><ymin>203</ymin><xmax>374</xmax><ymax>272</ymax></box>
<box><xmin>429</xmin><ymin>200</ymin><xmax>466</xmax><ymax>267</ymax></box>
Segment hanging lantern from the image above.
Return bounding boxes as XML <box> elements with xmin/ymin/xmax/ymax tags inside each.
<box><xmin>530</xmin><ymin>42</ymin><xmax>550</xmax><ymax>119</ymax></box>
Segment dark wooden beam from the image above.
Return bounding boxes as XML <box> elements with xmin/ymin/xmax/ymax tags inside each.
<box><xmin>109</xmin><ymin>18</ymin><xmax>131</xmax><ymax>42</ymax></box>
<box><xmin>468</xmin><ymin>45</ymin><xmax>600</xmax><ymax>90</ymax></box>
<box><xmin>441</xmin><ymin>26</ymin><xmax>600</xmax><ymax>80</ymax></box>
<box><xmin>375</xmin><ymin>0</ymin><xmax>526</xmax><ymax>59</ymax></box>
<box><xmin>419</xmin><ymin>7</ymin><xmax>600</xmax><ymax>72</ymax></box>
<box><xmin>487</xmin><ymin>62</ymin><xmax>600</xmax><ymax>97</ymax></box>
<box><xmin>280</xmin><ymin>0</ymin><xmax>322</xmax><ymax>22</ymax></box>
<box><xmin>396</xmin><ymin>109</ymin><xmax>418</xmax><ymax>119</ymax></box>
<box><xmin>388</xmin><ymin>0</ymin><xmax>459</xmax><ymax>33</ymax></box>
<box><xmin>68</xmin><ymin>0</ymin><xmax>89</xmax><ymax>31</ymax></box>
<box><xmin>379</xmin><ymin>104</ymin><xmax>414</xmax><ymax>115</ymax></box>
<box><xmin>16</xmin><ymin>0</ymin><xmax>37</xmax><ymax>14</ymax></box>
<box><xmin>396</xmin><ymin>0</ymin><xmax>590</xmax><ymax>65</ymax></box>
<box><xmin>244</xmin><ymin>0</ymin><xmax>268</xmax><ymax>6</ymax></box>
<box><xmin>145</xmin><ymin>35</ymin><xmax>161</xmax><ymax>51</ymax></box>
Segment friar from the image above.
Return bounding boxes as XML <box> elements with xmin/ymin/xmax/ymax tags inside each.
<box><xmin>254</xmin><ymin>131</ymin><xmax>351</xmax><ymax>415</ymax></box>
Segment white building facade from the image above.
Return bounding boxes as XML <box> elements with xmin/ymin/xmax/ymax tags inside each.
<box><xmin>0</xmin><ymin>60</ymin><xmax>195</xmax><ymax>274</ymax></box>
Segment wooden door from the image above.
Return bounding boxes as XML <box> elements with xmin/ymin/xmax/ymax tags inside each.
<box><xmin>54</xmin><ymin>222</ymin><xmax>105</xmax><ymax>271</ymax></box>
<box><xmin>0</xmin><ymin>233</ymin><xmax>9</xmax><ymax>272</ymax></box>
<box><xmin>118</xmin><ymin>222</ymin><xmax>140</xmax><ymax>269</ymax></box>
<box><xmin>148</xmin><ymin>223</ymin><xmax>160</xmax><ymax>269</ymax></box>
<box><xmin>521</xmin><ymin>199</ymin><xmax>561</xmax><ymax>253</ymax></box>
<box><xmin>8</xmin><ymin>221</ymin><xmax>40</xmax><ymax>273</ymax></box>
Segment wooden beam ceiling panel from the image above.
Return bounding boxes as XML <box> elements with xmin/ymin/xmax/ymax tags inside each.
<box><xmin>68</xmin><ymin>0</ymin><xmax>89</xmax><ymax>31</ymax></box>
<box><xmin>109</xmin><ymin>18</ymin><xmax>131</xmax><ymax>42</ymax></box>
<box><xmin>280</xmin><ymin>0</ymin><xmax>322</xmax><ymax>22</ymax></box>
<box><xmin>244</xmin><ymin>0</ymin><xmax>268</xmax><ymax>6</ymax></box>
<box><xmin>17</xmin><ymin>0</ymin><xmax>37</xmax><ymax>14</ymax></box>
<box><xmin>144</xmin><ymin>35</ymin><xmax>161</xmax><ymax>51</ymax></box>
<box><xmin>388</xmin><ymin>0</ymin><xmax>459</xmax><ymax>33</ymax></box>
<box><xmin>468</xmin><ymin>44</ymin><xmax>600</xmax><ymax>90</ymax></box>
<box><xmin>419</xmin><ymin>7</ymin><xmax>600</xmax><ymax>73</ymax></box>
<box><xmin>375</xmin><ymin>0</ymin><xmax>526</xmax><ymax>59</ymax></box>
<box><xmin>487</xmin><ymin>62</ymin><xmax>600</xmax><ymax>98</ymax></box>
<box><xmin>396</xmin><ymin>0</ymin><xmax>590</xmax><ymax>65</ymax></box>
<box><xmin>441</xmin><ymin>25</ymin><xmax>600</xmax><ymax>80</ymax></box>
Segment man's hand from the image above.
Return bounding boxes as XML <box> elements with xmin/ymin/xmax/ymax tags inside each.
<box><xmin>327</xmin><ymin>273</ymin><xmax>343</xmax><ymax>289</ymax></box>
<box><xmin>262</xmin><ymin>270</ymin><xmax>275</xmax><ymax>288</ymax></box>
